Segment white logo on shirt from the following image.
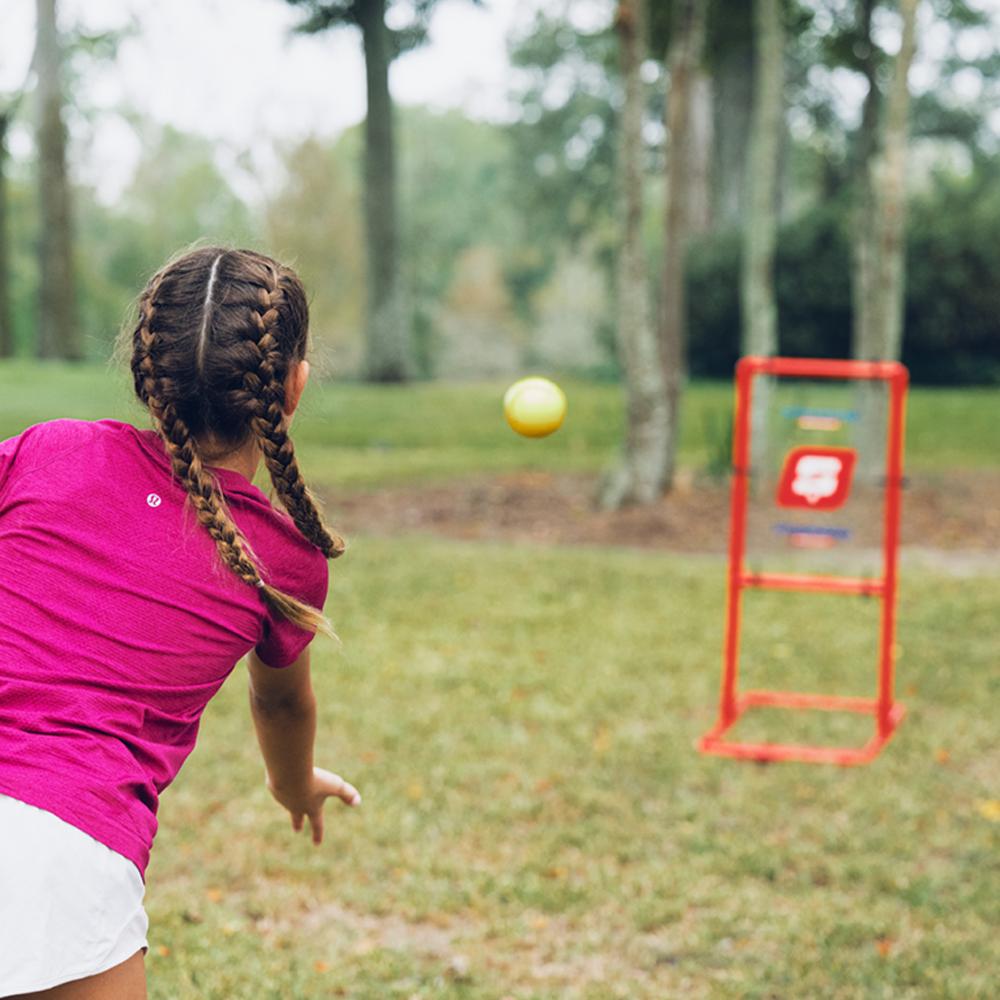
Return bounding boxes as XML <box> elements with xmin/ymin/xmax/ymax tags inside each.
<box><xmin>146</xmin><ymin>493</ymin><xmax>162</xmax><ymax>508</ymax></box>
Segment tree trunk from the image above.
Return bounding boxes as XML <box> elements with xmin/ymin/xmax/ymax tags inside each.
<box><xmin>850</xmin><ymin>0</ymin><xmax>880</xmax><ymax>363</ymax></box>
<box><xmin>659</xmin><ymin>0</ymin><xmax>706</xmax><ymax>489</ymax></box>
<box><xmin>601</xmin><ymin>0</ymin><xmax>670</xmax><ymax>509</ymax></box>
<box><xmin>688</xmin><ymin>66</ymin><xmax>713</xmax><ymax>235</ymax></box>
<box><xmin>358</xmin><ymin>0</ymin><xmax>410</xmax><ymax>382</ymax></box>
<box><xmin>0</xmin><ymin>112</ymin><xmax>13</xmax><ymax>358</ymax></box>
<box><xmin>741</xmin><ymin>0</ymin><xmax>784</xmax><ymax>479</ymax></box>
<box><xmin>853</xmin><ymin>0</ymin><xmax>918</xmax><ymax>478</ymax></box>
<box><xmin>35</xmin><ymin>0</ymin><xmax>79</xmax><ymax>361</ymax></box>
<box><xmin>710</xmin><ymin>4</ymin><xmax>753</xmax><ymax>233</ymax></box>
<box><xmin>870</xmin><ymin>0</ymin><xmax>918</xmax><ymax>362</ymax></box>
<box><xmin>741</xmin><ymin>0</ymin><xmax>783</xmax><ymax>360</ymax></box>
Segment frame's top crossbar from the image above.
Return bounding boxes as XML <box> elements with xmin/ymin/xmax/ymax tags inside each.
<box><xmin>738</xmin><ymin>356</ymin><xmax>909</xmax><ymax>384</ymax></box>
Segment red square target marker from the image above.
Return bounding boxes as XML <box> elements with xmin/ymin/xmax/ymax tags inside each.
<box><xmin>776</xmin><ymin>446</ymin><xmax>856</xmax><ymax>511</ymax></box>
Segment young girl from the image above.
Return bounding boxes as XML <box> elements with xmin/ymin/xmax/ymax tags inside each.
<box><xmin>0</xmin><ymin>246</ymin><xmax>360</xmax><ymax>998</ymax></box>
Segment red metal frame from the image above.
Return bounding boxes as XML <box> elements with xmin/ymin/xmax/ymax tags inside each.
<box><xmin>698</xmin><ymin>356</ymin><xmax>909</xmax><ymax>766</ymax></box>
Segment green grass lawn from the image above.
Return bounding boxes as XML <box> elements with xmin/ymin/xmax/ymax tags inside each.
<box><xmin>1</xmin><ymin>361</ymin><xmax>997</xmax><ymax>996</ymax></box>
<box><xmin>149</xmin><ymin>539</ymin><xmax>998</xmax><ymax>998</ymax></box>
<box><xmin>1</xmin><ymin>360</ymin><xmax>997</xmax><ymax>486</ymax></box>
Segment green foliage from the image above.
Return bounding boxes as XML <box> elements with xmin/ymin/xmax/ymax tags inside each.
<box><xmin>505</xmin><ymin>11</ymin><xmax>620</xmax><ymax>291</ymax></box>
<box><xmin>83</xmin><ymin>124</ymin><xmax>259</xmax><ymax>360</ymax></box>
<box><xmin>686</xmin><ymin>171</ymin><xmax>1000</xmax><ymax>385</ymax></box>
<box><xmin>904</xmin><ymin>162</ymin><xmax>1000</xmax><ymax>384</ymax></box>
<box><xmin>4</xmin><ymin>118</ymin><xmax>260</xmax><ymax>363</ymax></box>
<box><xmin>784</xmin><ymin>0</ymin><xmax>998</xmax><ymax>200</ymax></box>
<box><xmin>400</xmin><ymin>108</ymin><xmax>519</xmax><ymax>376</ymax></box>
<box><xmin>262</xmin><ymin>109</ymin><xmax>521</xmax><ymax>376</ymax></box>
<box><xmin>263</xmin><ymin>132</ymin><xmax>364</xmax><ymax>367</ymax></box>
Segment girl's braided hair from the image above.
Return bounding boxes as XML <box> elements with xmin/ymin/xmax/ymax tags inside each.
<box><xmin>115</xmin><ymin>245</ymin><xmax>344</xmax><ymax>641</ymax></box>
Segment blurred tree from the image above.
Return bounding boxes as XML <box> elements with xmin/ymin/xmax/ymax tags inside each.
<box><xmin>35</xmin><ymin>0</ymin><xmax>79</xmax><ymax>360</ymax></box>
<box><xmin>741</xmin><ymin>0</ymin><xmax>784</xmax><ymax>361</ymax></box>
<box><xmin>264</xmin><ymin>132</ymin><xmax>365</xmax><ymax>373</ymax></box>
<box><xmin>264</xmin><ymin>108</ymin><xmax>517</xmax><ymax>377</ymax></box>
<box><xmin>504</xmin><ymin>10</ymin><xmax>621</xmax><ymax>325</ymax></box>
<box><xmin>742</xmin><ymin>0</ymin><xmax>786</xmax><ymax>477</ymax></box>
<box><xmin>74</xmin><ymin>121</ymin><xmax>258</xmax><ymax>361</ymax></box>
<box><xmin>685</xmin><ymin>159</ymin><xmax>1000</xmax><ymax>385</ymax></box>
<box><xmin>398</xmin><ymin>109</ymin><xmax>516</xmax><ymax>376</ymax></box>
<box><xmin>854</xmin><ymin>0</ymin><xmax>920</xmax><ymax>474</ymax></box>
<box><xmin>706</xmin><ymin>1</ymin><xmax>754</xmax><ymax>231</ymax></box>
<box><xmin>791</xmin><ymin>0</ymin><xmax>987</xmax><ymax>361</ymax></box>
<box><xmin>659</xmin><ymin>0</ymin><xmax>707</xmax><ymax>489</ymax></box>
<box><xmin>2</xmin><ymin>12</ymin><xmax>130</xmax><ymax>360</ymax></box>
<box><xmin>0</xmin><ymin>92</ymin><xmax>25</xmax><ymax>358</ymax></box>
<box><xmin>864</xmin><ymin>0</ymin><xmax>919</xmax><ymax>363</ymax></box>
<box><xmin>284</xmin><ymin>0</ymin><xmax>481</xmax><ymax>383</ymax></box>
<box><xmin>601</xmin><ymin>0</ymin><xmax>670</xmax><ymax>508</ymax></box>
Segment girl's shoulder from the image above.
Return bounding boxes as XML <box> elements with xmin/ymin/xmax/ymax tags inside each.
<box><xmin>1</xmin><ymin>417</ymin><xmax>100</xmax><ymax>492</ymax></box>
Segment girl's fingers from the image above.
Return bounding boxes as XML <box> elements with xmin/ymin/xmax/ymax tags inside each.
<box><xmin>337</xmin><ymin>779</ymin><xmax>361</xmax><ymax>807</ymax></box>
<box><xmin>309</xmin><ymin>809</ymin><xmax>324</xmax><ymax>845</ymax></box>
<box><xmin>321</xmin><ymin>770</ymin><xmax>362</xmax><ymax>807</ymax></box>
<box><xmin>292</xmin><ymin>812</ymin><xmax>304</xmax><ymax>832</ymax></box>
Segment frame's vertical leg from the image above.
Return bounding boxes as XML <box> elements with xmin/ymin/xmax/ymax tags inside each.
<box><xmin>877</xmin><ymin>369</ymin><xmax>908</xmax><ymax>735</ymax></box>
<box><xmin>720</xmin><ymin>360</ymin><xmax>755</xmax><ymax>726</ymax></box>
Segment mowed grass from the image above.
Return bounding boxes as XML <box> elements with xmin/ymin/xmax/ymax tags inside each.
<box><xmin>147</xmin><ymin>539</ymin><xmax>998</xmax><ymax>999</ymax></box>
<box><xmin>1</xmin><ymin>359</ymin><xmax>998</xmax><ymax>485</ymax></box>
<box><xmin>1</xmin><ymin>361</ymin><xmax>997</xmax><ymax>996</ymax></box>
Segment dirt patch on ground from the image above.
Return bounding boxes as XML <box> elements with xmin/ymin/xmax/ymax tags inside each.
<box><xmin>325</xmin><ymin>469</ymin><xmax>1000</xmax><ymax>556</ymax></box>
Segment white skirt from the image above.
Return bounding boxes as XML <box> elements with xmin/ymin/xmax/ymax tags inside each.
<box><xmin>0</xmin><ymin>792</ymin><xmax>150</xmax><ymax>996</ymax></box>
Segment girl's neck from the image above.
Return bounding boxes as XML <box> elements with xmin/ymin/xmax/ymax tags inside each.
<box><xmin>199</xmin><ymin>437</ymin><xmax>262</xmax><ymax>484</ymax></box>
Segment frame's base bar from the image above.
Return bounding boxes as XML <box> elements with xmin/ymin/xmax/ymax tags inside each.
<box><xmin>698</xmin><ymin>694</ymin><xmax>906</xmax><ymax>767</ymax></box>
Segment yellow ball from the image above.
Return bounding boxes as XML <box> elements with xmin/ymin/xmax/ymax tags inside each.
<box><xmin>503</xmin><ymin>376</ymin><xmax>567</xmax><ymax>438</ymax></box>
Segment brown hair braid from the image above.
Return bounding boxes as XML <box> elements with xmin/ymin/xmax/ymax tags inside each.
<box><xmin>116</xmin><ymin>245</ymin><xmax>344</xmax><ymax>641</ymax></box>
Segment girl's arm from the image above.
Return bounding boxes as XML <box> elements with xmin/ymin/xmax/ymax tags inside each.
<box><xmin>248</xmin><ymin>680</ymin><xmax>317</xmax><ymax>794</ymax></box>
<box><xmin>247</xmin><ymin>649</ymin><xmax>360</xmax><ymax>843</ymax></box>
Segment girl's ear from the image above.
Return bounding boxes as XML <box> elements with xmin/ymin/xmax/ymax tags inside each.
<box><xmin>284</xmin><ymin>360</ymin><xmax>310</xmax><ymax>418</ymax></box>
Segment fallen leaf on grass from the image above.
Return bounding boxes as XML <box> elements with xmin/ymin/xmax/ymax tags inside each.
<box><xmin>975</xmin><ymin>799</ymin><xmax>1000</xmax><ymax>822</ymax></box>
<box><xmin>314</xmin><ymin>960</ymin><xmax>330</xmax><ymax>973</ymax></box>
<box><xmin>934</xmin><ymin>748</ymin><xmax>951</xmax><ymax>764</ymax></box>
<box><xmin>593</xmin><ymin>726</ymin><xmax>612</xmax><ymax>754</ymax></box>
<box><xmin>205</xmin><ymin>888</ymin><xmax>223</xmax><ymax>903</ymax></box>
<box><xmin>406</xmin><ymin>782</ymin><xmax>424</xmax><ymax>801</ymax></box>
<box><xmin>875</xmin><ymin>938</ymin><xmax>893</xmax><ymax>958</ymax></box>
<box><xmin>155</xmin><ymin>945</ymin><xmax>170</xmax><ymax>958</ymax></box>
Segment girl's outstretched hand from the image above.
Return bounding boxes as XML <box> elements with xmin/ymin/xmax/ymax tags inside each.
<box><xmin>266</xmin><ymin>766</ymin><xmax>361</xmax><ymax>845</ymax></box>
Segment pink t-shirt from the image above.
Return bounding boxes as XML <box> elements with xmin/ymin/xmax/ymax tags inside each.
<box><xmin>0</xmin><ymin>418</ymin><xmax>329</xmax><ymax>881</ymax></box>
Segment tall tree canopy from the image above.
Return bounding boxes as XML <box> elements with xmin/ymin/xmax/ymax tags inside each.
<box><xmin>285</xmin><ymin>0</ymin><xmax>480</xmax><ymax>382</ymax></box>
